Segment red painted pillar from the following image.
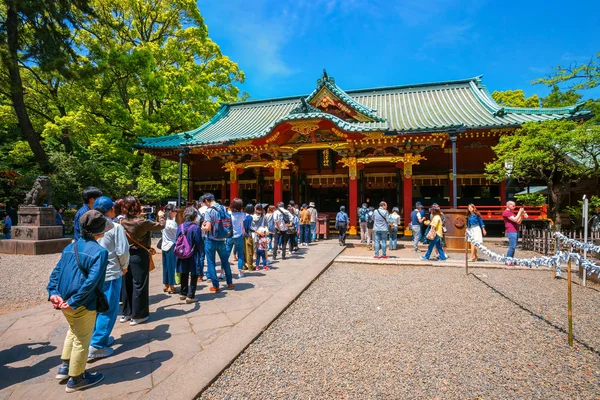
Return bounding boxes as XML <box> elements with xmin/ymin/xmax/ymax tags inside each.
<box><xmin>403</xmin><ymin>175</ymin><xmax>413</xmax><ymax>236</ymax></box>
<box><xmin>230</xmin><ymin>181</ymin><xmax>239</xmax><ymax>201</ymax></box>
<box><xmin>274</xmin><ymin>178</ymin><xmax>282</xmax><ymax>205</ymax></box>
<box><xmin>500</xmin><ymin>180</ymin><xmax>507</xmax><ymax>205</ymax></box>
<box><xmin>349</xmin><ymin>172</ymin><xmax>358</xmax><ymax>236</ymax></box>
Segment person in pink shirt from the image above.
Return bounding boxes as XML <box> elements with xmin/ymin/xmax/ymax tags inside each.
<box><xmin>502</xmin><ymin>201</ymin><xmax>526</xmax><ymax>263</ymax></box>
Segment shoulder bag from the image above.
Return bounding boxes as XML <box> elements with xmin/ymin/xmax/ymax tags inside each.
<box><xmin>73</xmin><ymin>243</ymin><xmax>109</xmax><ymax>313</ymax></box>
<box><xmin>125</xmin><ymin>231</ymin><xmax>157</xmax><ymax>272</ymax></box>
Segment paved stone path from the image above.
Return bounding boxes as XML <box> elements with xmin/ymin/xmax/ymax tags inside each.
<box><xmin>0</xmin><ymin>241</ymin><xmax>343</xmax><ymax>399</ymax></box>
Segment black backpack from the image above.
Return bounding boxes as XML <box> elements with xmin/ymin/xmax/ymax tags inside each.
<box><xmin>367</xmin><ymin>212</ymin><xmax>374</xmax><ymax>229</ymax></box>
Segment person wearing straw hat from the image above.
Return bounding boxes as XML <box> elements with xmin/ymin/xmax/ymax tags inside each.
<box><xmin>47</xmin><ymin>210</ymin><xmax>109</xmax><ymax>392</ymax></box>
<box><xmin>308</xmin><ymin>202</ymin><xmax>318</xmax><ymax>242</ymax></box>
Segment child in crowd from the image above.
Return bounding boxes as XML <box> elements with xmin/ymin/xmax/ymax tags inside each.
<box><xmin>255</xmin><ymin>227</ymin><xmax>270</xmax><ymax>271</ymax></box>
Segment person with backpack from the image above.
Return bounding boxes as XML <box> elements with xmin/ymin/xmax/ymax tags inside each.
<box><xmin>201</xmin><ymin>193</ymin><xmax>233</xmax><ymax>292</ymax></box>
<box><xmin>265</xmin><ymin>205</ymin><xmax>276</xmax><ymax>254</ymax></box>
<box><xmin>358</xmin><ymin>203</ymin><xmax>369</xmax><ymax>243</ymax></box>
<box><xmin>373</xmin><ymin>201</ymin><xmax>390</xmax><ymax>259</ymax></box>
<box><xmin>335</xmin><ymin>206</ymin><xmax>349</xmax><ymax>246</ymax></box>
<box><xmin>388</xmin><ymin>207</ymin><xmax>401</xmax><ymax>250</ymax></box>
<box><xmin>175</xmin><ymin>207</ymin><xmax>203</xmax><ymax>303</ymax></box>
<box><xmin>161</xmin><ymin>204</ymin><xmax>178</xmax><ymax>294</ymax></box>
<box><xmin>195</xmin><ymin>196</ymin><xmax>207</xmax><ymax>281</ymax></box>
<box><xmin>288</xmin><ymin>205</ymin><xmax>300</xmax><ymax>253</ymax></box>
<box><xmin>272</xmin><ymin>202</ymin><xmax>294</xmax><ymax>260</ymax></box>
<box><xmin>243</xmin><ymin>204</ymin><xmax>256</xmax><ymax>271</ymax></box>
<box><xmin>47</xmin><ymin>210</ymin><xmax>108</xmax><ymax>392</ymax></box>
<box><xmin>410</xmin><ymin>202</ymin><xmax>425</xmax><ymax>252</ymax></box>
<box><xmin>88</xmin><ymin>197</ymin><xmax>130</xmax><ymax>360</ymax></box>
<box><xmin>226</xmin><ymin>198</ymin><xmax>246</xmax><ymax>278</ymax></box>
<box><xmin>366</xmin><ymin>206</ymin><xmax>375</xmax><ymax>250</ymax></box>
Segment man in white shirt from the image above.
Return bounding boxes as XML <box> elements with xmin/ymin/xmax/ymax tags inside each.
<box><xmin>273</xmin><ymin>202</ymin><xmax>293</xmax><ymax>260</ymax></box>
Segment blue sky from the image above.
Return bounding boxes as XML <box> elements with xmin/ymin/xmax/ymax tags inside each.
<box><xmin>197</xmin><ymin>0</ymin><xmax>600</xmax><ymax>102</ymax></box>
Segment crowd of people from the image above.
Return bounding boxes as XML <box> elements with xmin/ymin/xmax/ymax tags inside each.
<box><xmin>45</xmin><ymin>187</ymin><xmax>322</xmax><ymax>392</ymax></box>
<box><xmin>40</xmin><ymin>183</ymin><xmax>554</xmax><ymax>392</ymax></box>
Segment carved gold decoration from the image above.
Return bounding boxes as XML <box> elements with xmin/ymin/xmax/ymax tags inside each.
<box><xmin>265</xmin><ymin>159</ymin><xmax>294</xmax><ymax>181</ymax></box>
<box><xmin>318</xmin><ymin>96</ymin><xmax>336</xmax><ymax>109</ymax></box>
<box><xmin>330</xmin><ymin>127</ymin><xmax>349</xmax><ymax>139</ymax></box>
<box><xmin>289</xmin><ymin>120</ymin><xmax>320</xmax><ymax>135</ymax></box>
<box><xmin>322</xmin><ymin>149</ymin><xmax>331</xmax><ymax>167</ymax></box>
<box><xmin>231</xmin><ymin>139</ymin><xmax>254</xmax><ymax>148</ymax></box>
<box><xmin>402</xmin><ymin>153</ymin><xmax>424</xmax><ymax>178</ymax></box>
<box><xmin>222</xmin><ymin>161</ymin><xmax>239</xmax><ymax>182</ymax></box>
<box><xmin>338</xmin><ymin>157</ymin><xmax>358</xmax><ymax>180</ymax></box>
<box><xmin>266</xmin><ymin>131</ymin><xmax>281</xmax><ymax>144</ymax></box>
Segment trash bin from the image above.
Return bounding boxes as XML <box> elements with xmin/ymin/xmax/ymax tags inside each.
<box><xmin>317</xmin><ymin>214</ymin><xmax>329</xmax><ymax>240</ymax></box>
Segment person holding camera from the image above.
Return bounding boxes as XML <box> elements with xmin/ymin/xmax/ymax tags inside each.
<box><xmin>47</xmin><ymin>210</ymin><xmax>109</xmax><ymax>392</ymax></box>
<box><xmin>502</xmin><ymin>201</ymin><xmax>527</xmax><ymax>263</ymax></box>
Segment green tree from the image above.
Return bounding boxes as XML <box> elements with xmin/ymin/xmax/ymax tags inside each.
<box><xmin>541</xmin><ymin>85</ymin><xmax>582</xmax><ymax>108</ymax></box>
<box><xmin>533</xmin><ymin>52</ymin><xmax>600</xmax><ymax>91</ymax></box>
<box><xmin>0</xmin><ymin>0</ymin><xmax>95</xmax><ymax>172</ymax></box>
<box><xmin>485</xmin><ymin>121</ymin><xmax>600</xmax><ymax>227</ymax></box>
<box><xmin>491</xmin><ymin>89</ymin><xmax>540</xmax><ymax>108</ymax></box>
<box><xmin>0</xmin><ymin>0</ymin><xmax>245</xmax><ymax>205</ymax></box>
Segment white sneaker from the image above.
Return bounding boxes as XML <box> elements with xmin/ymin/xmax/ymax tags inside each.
<box><xmin>119</xmin><ymin>316</ymin><xmax>131</xmax><ymax>323</ymax></box>
<box><xmin>130</xmin><ymin>316</ymin><xmax>149</xmax><ymax>326</ymax></box>
<box><xmin>218</xmin><ymin>273</ymin><xmax>225</xmax><ymax>280</ymax></box>
<box><xmin>238</xmin><ymin>272</ymin><xmax>245</xmax><ymax>278</ymax></box>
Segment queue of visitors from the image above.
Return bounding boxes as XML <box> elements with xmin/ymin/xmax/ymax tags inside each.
<box><xmin>46</xmin><ymin>188</ymin><xmax>323</xmax><ymax>392</ymax></box>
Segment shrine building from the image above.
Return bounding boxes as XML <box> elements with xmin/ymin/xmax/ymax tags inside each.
<box><xmin>135</xmin><ymin>71</ymin><xmax>590</xmax><ymax>235</ymax></box>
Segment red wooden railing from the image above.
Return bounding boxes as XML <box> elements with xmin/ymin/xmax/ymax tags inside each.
<box><xmin>438</xmin><ymin>204</ymin><xmax>548</xmax><ymax>220</ymax></box>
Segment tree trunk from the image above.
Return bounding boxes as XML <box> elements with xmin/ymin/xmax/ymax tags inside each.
<box><xmin>151</xmin><ymin>157</ymin><xmax>162</xmax><ymax>184</ymax></box>
<box><xmin>548</xmin><ymin>180</ymin><xmax>563</xmax><ymax>231</ymax></box>
<box><xmin>57</xmin><ymin>105</ymin><xmax>73</xmax><ymax>154</ymax></box>
<box><xmin>2</xmin><ymin>2</ymin><xmax>51</xmax><ymax>172</ymax></box>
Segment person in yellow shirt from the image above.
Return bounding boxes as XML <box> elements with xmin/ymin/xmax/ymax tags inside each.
<box><xmin>420</xmin><ymin>205</ymin><xmax>447</xmax><ymax>261</ymax></box>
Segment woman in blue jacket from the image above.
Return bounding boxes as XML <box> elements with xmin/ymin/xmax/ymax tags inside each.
<box><xmin>47</xmin><ymin>210</ymin><xmax>109</xmax><ymax>393</ymax></box>
<box><xmin>177</xmin><ymin>207</ymin><xmax>204</xmax><ymax>303</ymax></box>
<box><xmin>466</xmin><ymin>203</ymin><xmax>487</xmax><ymax>261</ymax></box>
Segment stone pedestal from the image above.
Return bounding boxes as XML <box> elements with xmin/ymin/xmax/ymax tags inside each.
<box><xmin>0</xmin><ymin>206</ymin><xmax>71</xmax><ymax>255</ymax></box>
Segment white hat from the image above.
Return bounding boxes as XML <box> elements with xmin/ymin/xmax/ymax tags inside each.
<box><xmin>309</xmin><ymin>202</ymin><xmax>315</xmax><ymax>207</ymax></box>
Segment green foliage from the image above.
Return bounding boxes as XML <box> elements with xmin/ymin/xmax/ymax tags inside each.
<box><xmin>485</xmin><ymin>120</ymin><xmax>600</xmax><ymax>225</ymax></box>
<box><xmin>541</xmin><ymin>86</ymin><xmax>582</xmax><ymax>108</ymax></box>
<box><xmin>514</xmin><ymin>193</ymin><xmax>546</xmax><ymax>206</ymax></box>
<box><xmin>0</xmin><ymin>0</ymin><xmax>243</xmax><ymax>206</ymax></box>
<box><xmin>533</xmin><ymin>52</ymin><xmax>600</xmax><ymax>91</ymax></box>
<box><xmin>63</xmin><ymin>208</ymin><xmax>76</xmax><ymax>234</ymax></box>
<box><xmin>491</xmin><ymin>90</ymin><xmax>540</xmax><ymax>108</ymax></box>
<box><xmin>563</xmin><ymin>196</ymin><xmax>600</xmax><ymax>218</ymax></box>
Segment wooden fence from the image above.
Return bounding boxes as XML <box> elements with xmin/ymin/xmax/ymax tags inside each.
<box><xmin>521</xmin><ymin>225</ymin><xmax>600</xmax><ymax>255</ymax></box>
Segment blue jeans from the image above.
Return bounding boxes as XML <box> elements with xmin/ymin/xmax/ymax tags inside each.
<box><xmin>226</xmin><ymin>236</ymin><xmax>245</xmax><ymax>272</ymax></box>
<box><xmin>389</xmin><ymin>230</ymin><xmax>398</xmax><ymax>250</ymax></box>
<box><xmin>300</xmin><ymin>224</ymin><xmax>311</xmax><ymax>244</ymax></box>
<box><xmin>424</xmin><ymin>235</ymin><xmax>447</xmax><ymax>260</ymax></box>
<box><xmin>205</xmin><ymin>238</ymin><xmax>232</xmax><ymax>288</ymax></box>
<box><xmin>162</xmin><ymin>246</ymin><xmax>176</xmax><ymax>285</ymax></box>
<box><xmin>310</xmin><ymin>222</ymin><xmax>317</xmax><ymax>241</ymax></box>
<box><xmin>90</xmin><ymin>277</ymin><xmax>122</xmax><ymax>349</ymax></box>
<box><xmin>374</xmin><ymin>230</ymin><xmax>388</xmax><ymax>256</ymax></box>
<box><xmin>256</xmin><ymin>249</ymin><xmax>266</xmax><ymax>267</ymax></box>
<box><xmin>267</xmin><ymin>233</ymin><xmax>274</xmax><ymax>251</ymax></box>
<box><xmin>198</xmin><ymin>239</ymin><xmax>205</xmax><ymax>278</ymax></box>
<box><xmin>506</xmin><ymin>232</ymin><xmax>518</xmax><ymax>258</ymax></box>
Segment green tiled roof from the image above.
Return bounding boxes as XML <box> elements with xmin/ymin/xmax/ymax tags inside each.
<box><xmin>136</xmin><ymin>74</ymin><xmax>590</xmax><ymax>149</ymax></box>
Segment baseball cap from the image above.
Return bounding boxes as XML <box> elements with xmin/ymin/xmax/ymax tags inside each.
<box><xmin>415</xmin><ymin>201</ymin><xmax>422</xmax><ymax>207</ymax></box>
<box><xmin>80</xmin><ymin>210</ymin><xmax>107</xmax><ymax>235</ymax></box>
<box><xmin>94</xmin><ymin>196</ymin><xmax>115</xmax><ymax>214</ymax></box>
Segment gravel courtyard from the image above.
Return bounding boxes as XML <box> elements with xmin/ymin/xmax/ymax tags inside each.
<box><xmin>200</xmin><ymin>263</ymin><xmax>600</xmax><ymax>399</ymax></box>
